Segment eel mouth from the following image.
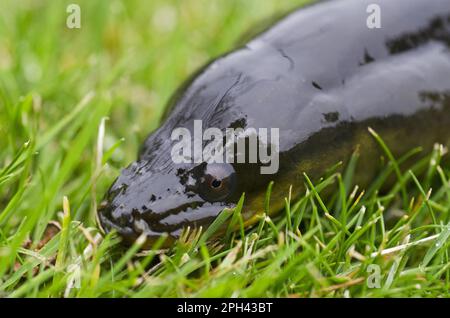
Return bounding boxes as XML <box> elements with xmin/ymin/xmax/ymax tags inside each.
<box><xmin>97</xmin><ymin>200</ymin><xmax>178</xmax><ymax>248</ymax></box>
<box><xmin>97</xmin><ymin>199</ymin><xmax>235</xmax><ymax>248</ymax></box>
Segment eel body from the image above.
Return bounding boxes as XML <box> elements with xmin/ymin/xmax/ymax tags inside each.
<box><xmin>99</xmin><ymin>0</ymin><xmax>450</xmax><ymax>247</ymax></box>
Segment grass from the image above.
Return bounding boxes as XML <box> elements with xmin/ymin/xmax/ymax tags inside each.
<box><xmin>1</xmin><ymin>0</ymin><xmax>450</xmax><ymax>298</ymax></box>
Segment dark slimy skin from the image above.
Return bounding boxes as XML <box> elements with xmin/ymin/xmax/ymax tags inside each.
<box><xmin>98</xmin><ymin>0</ymin><xmax>450</xmax><ymax>248</ymax></box>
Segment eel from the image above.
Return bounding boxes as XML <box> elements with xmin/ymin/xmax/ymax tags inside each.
<box><xmin>98</xmin><ymin>0</ymin><xmax>450</xmax><ymax>248</ymax></box>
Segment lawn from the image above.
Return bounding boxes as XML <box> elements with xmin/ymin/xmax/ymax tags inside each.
<box><xmin>0</xmin><ymin>0</ymin><xmax>449</xmax><ymax>298</ymax></box>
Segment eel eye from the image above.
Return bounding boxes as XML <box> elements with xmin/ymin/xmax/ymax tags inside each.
<box><xmin>210</xmin><ymin>179</ymin><xmax>222</xmax><ymax>189</ymax></box>
<box><xmin>198</xmin><ymin>163</ymin><xmax>236</xmax><ymax>202</ymax></box>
